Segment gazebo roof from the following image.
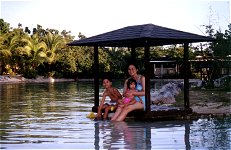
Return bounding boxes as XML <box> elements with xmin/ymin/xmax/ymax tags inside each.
<box><xmin>68</xmin><ymin>23</ymin><xmax>214</xmax><ymax>47</ymax></box>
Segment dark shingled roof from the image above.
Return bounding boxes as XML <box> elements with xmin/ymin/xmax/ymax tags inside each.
<box><xmin>68</xmin><ymin>24</ymin><xmax>214</xmax><ymax>47</ymax></box>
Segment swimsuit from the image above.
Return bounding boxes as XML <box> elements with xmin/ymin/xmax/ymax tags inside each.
<box><xmin>107</xmin><ymin>100</ymin><xmax>117</xmax><ymax>111</ymax></box>
<box><xmin>133</xmin><ymin>75</ymin><xmax>146</xmax><ymax>110</ymax></box>
<box><xmin>123</xmin><ymin>97</ymin><xmax>132</xmax><ymax>104</ymax></box>
<box><xmin>107</xmin><ymin>100</ymin><xmax>117</xmax><ymax>105</ymax></box>
<box><xmin>123</xmin><ymin>89</ymin><xmax>133</xmax><ymax>104</ymax></box>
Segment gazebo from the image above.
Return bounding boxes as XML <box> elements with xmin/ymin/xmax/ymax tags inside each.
<box><xmin>68</xmin><ymin>24</ymin><xmax>214</xmax><ymax>120</ymax></box>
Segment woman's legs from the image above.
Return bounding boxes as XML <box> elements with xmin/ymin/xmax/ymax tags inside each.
<box><xmin>111</xmin><ymin>106</ymin><xmax>123</xmax><ymax>121</ymax></box>
<box><xmin>115</xmin><ymin>102</ymin><xmax>144</xmax><ymax>121</ymax></box>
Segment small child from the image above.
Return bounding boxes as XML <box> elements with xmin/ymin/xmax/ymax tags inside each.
<box><xmin>95</xmin><ymin>78</ymin><xmax>122</xmax><ymax>120</ymax></box>
<box><xmin>118</xmin><ymin>78</ymin><xmax>141</xmax><ymax>107</ymax></box>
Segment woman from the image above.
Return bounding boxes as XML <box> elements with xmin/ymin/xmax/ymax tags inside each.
<box><xmin>111</xmin><ymin>64</ymin><xmax>145</xmax><ymax>121</ymax></box>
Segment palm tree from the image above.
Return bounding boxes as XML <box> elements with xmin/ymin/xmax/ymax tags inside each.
<box><xmin>0</xmin><ymin>27</ymin><xmax>29</xmax><ymax>74</ymax></box>
<box><xmin>43</xmin><ymin>31</ymin><xmax>64</xmax><ymax>74</ymax></box>
<box><xmin>0</xmin><ymin>33</ymin><xmax>12</xmax><ymax>74</ymax></box>
<box><xmin>5</xmin><ymin>27</ymin><xmax>32</xmax><ymax>74</ymax></box>
<box><xmin>21</xmin><ymin>33</ymin><xmax>47</xmax><ymax>70</ymax></box>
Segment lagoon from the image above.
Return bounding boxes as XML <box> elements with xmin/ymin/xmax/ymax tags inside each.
<box><xmin>0</xmin><ymin>81</ymin><xmax>230</xmax><ymax>149</ymax></box>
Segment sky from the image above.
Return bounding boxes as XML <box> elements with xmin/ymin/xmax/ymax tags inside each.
<box><xmin>0</xmin><ymin>0</ymin><xmax>230</xmax><ymax>39</ymax></box>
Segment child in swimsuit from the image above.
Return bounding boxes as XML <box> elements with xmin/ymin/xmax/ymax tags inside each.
<box><xmin>118</xmin><ymin>78</ymin><xmax>141</xmax><ymax>107</ymax></box>
<box><xmin>95</xmin><ymin>78</ymin><xmax>122</xmax><ymax>120</ymax></box>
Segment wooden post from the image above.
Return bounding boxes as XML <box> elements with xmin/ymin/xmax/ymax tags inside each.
<box><xmin>144</xmin><ymin>42</ymin><xmax>150</xmax><ymax>112</ymax></box>
<box><xmin>183</xmin><ymin>43</ymin><xmax>189</xmax><ymax>108</ymax></box>
<box><xmin>185</xmin><ymin>122</ymin><xmax>191</xmax><ymax>149</ymax></box>
<box><xmin>94</xmin><ymin>123</ymin><xmax>100</xmax><ymax>149</ymax></box>
<box><xmin>94</xmin><ymin>45</ymin><xmax>99</xmax><ymax>106</ymax></box>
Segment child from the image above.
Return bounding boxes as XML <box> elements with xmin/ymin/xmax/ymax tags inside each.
<box><xmin>95</xmin><ymin>78</ymin><xmax>122</xmax><ymax>120</ymax></box>
<box><xmin>118</xmin><ymin>78</ymin><xmax>141</xmax><ymax>108</ymax></box>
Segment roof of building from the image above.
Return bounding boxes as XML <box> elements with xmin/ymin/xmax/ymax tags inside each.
<box><xmin>68</xmin><ymin>23</ymin><xmax>214</xmax><ymax>47</ymax></box>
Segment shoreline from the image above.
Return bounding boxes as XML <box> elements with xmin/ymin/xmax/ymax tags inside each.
<box><xmin>0</xmin><ymin>77</ymin><xmax>76</xmax><ymax>83</ymax></box>
<box><xmin>191</xmin><ymin>105</ymin><xmax>231</xmax><ymax>116</ymax></box>
<box><xmin>0</xmin><ymin>75</ymin><xmax>95</xmax><ymax>83</ymax></box>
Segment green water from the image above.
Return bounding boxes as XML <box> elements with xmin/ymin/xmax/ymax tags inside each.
<box><xmin>0</xmin><ymin>81</ymin><xmax>230</xmax><ymax>149</ymax></box>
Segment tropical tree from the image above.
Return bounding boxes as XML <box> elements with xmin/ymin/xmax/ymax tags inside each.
<box><xmin>212</xmin><ymin>24</ymin><xmax>231</xmax><ymax>58</ymax></box>
<box><xmin>0</xmin><ymin>21</ymin><xmax>28</xmax><ymax>74</ymax></box>
<box><xmin>194</xmin><ymin>23</ymin><xmax>231</xmax><ymax>87</ymax></box>
<box><xmin>0</xmin><ymin>18</ymin><xmax>10</xmax><ymax>34</ymax></box>
<box><xmin>55</xmin><ymin>47</ymin><xmax>77</xmax><ymax>77</ymax></box>
<box><xmin>61</xmin><ymin>30</ymin><xmax>75</xmax><ymax>43</ymax></box>
<box><xmin>99</xmin><ymin>47</ymin><xmax>127</xmax><ymax>76</ymax></box>
<box><xmin>43</xmin><ymin>31</ymin><xmax>65</xmax><ymax>75</ymax></box>
<box><xmin>22</xmin><ymin>34</ymin><xmax>47</xmax><ymax>68</ymax></box>
<box><xmin>0</xmin><ymin>32</ymin><xmax>12</xmax><ymax>74</ymax></box>
<box><xmin>0</xmin><ymin>19</ymin><xmax>12</xmax><ymax>74</ymax></box>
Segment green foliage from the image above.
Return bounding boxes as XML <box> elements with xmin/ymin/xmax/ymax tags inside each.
<box><xmin>0</xmin><ymin>18</ymin><xmax>10</xmax><ymax>34</ymax></box>
<box><xmin>0</xmin><ymin>19</ymin><xmax>230</xmax><ymax>81</ymax></box>
<box><xmin>22</xmin><ymin>68</ymin><xmax>37</xmax><ymax>79</ymax></box>
<box><xmin>56</xmin><ymin>48</ymin><xmax>77</xmax><ymax>74</ymax></box>
<box><xmin>189</xmin><ymin>24</ymin><xmax>231</xmax><ymax>89</ymax></box>
<box><xmin>212</xmin><ymin>24</ymin><xmax>231</xmax><ymax>58</ymax></box>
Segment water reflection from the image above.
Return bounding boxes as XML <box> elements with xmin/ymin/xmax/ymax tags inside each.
<box><xmin>190</xmin><ymin>117</ymin><xmax>231</xmax><ymax>149</ymax></box>
<box><xmin>111</xmin><ymin>121</ymin><xmax>151</xmax><ymax>149</ymax></box>
<box><xmin>94</xmin><ymin>120</ymin><xmax>192</xmax><ymax>150</ymax></box>
<box><xmin>0</xmin><ymin>82</ymin><xmax>230</xmax><ymax>149</ymax></box>
<box><xmin>94</xmin><ymin>121</ymin><xmax>147</xmax><ymax>149</ymax></box>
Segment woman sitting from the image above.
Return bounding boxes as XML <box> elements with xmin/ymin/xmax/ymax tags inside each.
<box><xmin>111</xmin><ymin>64</ymin><xmax>145</xmax><ymax>121</ymax></box>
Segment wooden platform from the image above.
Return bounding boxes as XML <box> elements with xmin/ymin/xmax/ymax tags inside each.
<box><xmin>92</xmin><ymin>106</ymin><xmax>193</xmax><ymax>121</ymax></box>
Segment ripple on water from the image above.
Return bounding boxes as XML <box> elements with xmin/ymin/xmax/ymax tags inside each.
<box><xmin>0</xmin><ymin>82</ymin><xmax>230</xmax><ymax>150</ymax></box>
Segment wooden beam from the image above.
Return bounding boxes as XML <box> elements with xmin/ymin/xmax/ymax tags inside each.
<box><xmin>144</xmin><ymin>43</ymin><xmax>151</xmax><ymax>112</ymax></box>
<box><xmin>94</xmin><ymin>45</ymin><xmax>99</xmax><ymax>106</ymax></box>
<box><xmin>183</xmin><ymin>43</ymin><xmax>190</xmax><ymax>108</ymax></box>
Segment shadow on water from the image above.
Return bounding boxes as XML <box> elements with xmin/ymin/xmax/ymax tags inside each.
<box><xmin>0</xmin><ymin>81</ymin><xmax>230</xmax><ymax>149</ymax></box>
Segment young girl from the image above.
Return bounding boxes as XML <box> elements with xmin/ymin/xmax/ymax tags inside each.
<box><xmin>95</xmin><ymin>78</ymin><xmax>122</xmax><ymax>120</ymax></box>
<box><xmin>118</xmin><ymin>78</ymin><xmax>142</xmax><ymax>108</ymax></box>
